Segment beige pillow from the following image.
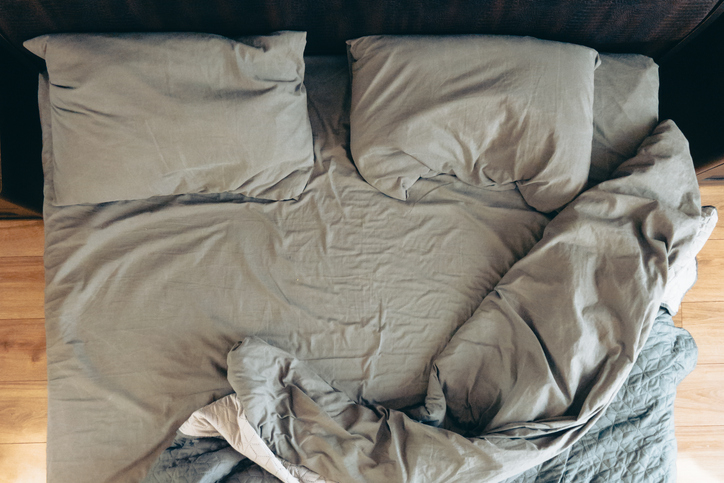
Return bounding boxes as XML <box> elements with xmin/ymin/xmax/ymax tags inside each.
<box><xmin>590</xmin><ymin>54</ymin><xmax>659</xmax><ymax>185</ymax></box>
<box><xmin>25</xmin><ymin>31</ymin><xmax>314</xmax><ymax>205</ymax></box>
<box><xmin>348</xmin><ymin>35</ymin><xmax>599</xmax><ymax>212</ymax></box>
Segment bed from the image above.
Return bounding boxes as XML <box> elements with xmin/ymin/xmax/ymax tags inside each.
<box><xmin>0</xmin><ymin>1</ymin><xmax>722</xmax><ymax>482</ymax></box>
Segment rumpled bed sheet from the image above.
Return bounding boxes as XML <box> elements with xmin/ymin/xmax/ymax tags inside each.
<box><xmin>148</xmin><ymin>118</ymin><xmax>704</xmax><ymax>483</ymax></box>
<box><xmin>144</xmin><ymin>309</ymin><xmax>697</xmax><ymax>483</ymax></box>
<box><xmin>40</xmin><ymin>57</ymin><xmax>706</xmax><ymax>482</ymax></box>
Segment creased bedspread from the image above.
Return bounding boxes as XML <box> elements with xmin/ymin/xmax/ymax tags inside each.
<box><xmin>144</xmin><ymin>309</ymin><xmax>696</xmax><ymax>483</ymax></box>
<box><xmin>40</xmin><ymin>57</ymin><xmax>706</xmax><ymax>483</ymax></box>
<box><xmin>41</xmin><ymin>57</ymin><xmax>552</xmax><ymax>482</ymax></box>
<box><xmin>220</xmin><ymin>120</ymin><xmax>704</xmax><ymax>482</ymax></box>
<box><xmin>505</xmin><ymin>310</ymin><xmax>696</xmax><ymax>483</ymax></box>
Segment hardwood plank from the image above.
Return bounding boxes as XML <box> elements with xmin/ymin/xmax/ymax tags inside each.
<box><xmin>0</xmin><ymin>257</ymin><xmax>44</xmax><ymax>319</ymax></box>
<box><xmin>0</xmin><ymin>443</ymin><xmax>45</xmax><ymax>483</ymax></box>
<box><xmin>0</xmin><ymin>220</ymin><xmax>44</xmax><ymax>257</ymax></box>
<box><xmin>675</xmin><ymin>364</ymin><xmax>724</xmax><ymax>426</ymax></box>
<box><xmin>683</xmin><ymin>239</ymin><xmax>724</xmax><ymax>303</ymax></box>
<box><xmin>676</xmin><ymin>184</ymin><xmax>724</xmax><ymax>479</ymax></box>
<box><xmin>0</xmin><ymin>381</ymin><xmax>47</xmax><ymax>444</ymax></box>
<box><xmin>672</xmin><ymin>308</ymin><xmax>683</xmax><ymax>328</ymax></box>
<box><xmin>0</xmin><ymin>319</ymin><xmax>46</xmax><ymax>382</ymax></box>
<box><xmin>681</xmin><ymin>302</ymin><xmax>724</xmax><ymax>364</ymax></box>
<box><xmin>699</xmin><ymin>184</ymin><xmax>724</xmax><ymax>208</ymax></box>
<box><xmin>699</xmin><ymin>184</ymin><xmax>724</xmax><ymax>241</ymax></box>
<box><xmin>676</xmin><ymin>426</ymin><xmax>724</xmax><ymax>482</ymax></box>
<box><xmin>0</xmin><ymin>200</ymin><xmax>41</xmax><ymax>220</ymax></box>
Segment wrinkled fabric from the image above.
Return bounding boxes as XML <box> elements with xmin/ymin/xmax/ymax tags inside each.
<box><xmin>226</xmin><ymin>120</ymin><xmax>704</xmax><ymax>483</ymax></box>
<box><xmin>174</xmin><ymin>393</ymin><xmax>331</xmax><ymax>483</ymax></box>
<box><xmin>660</xmin><ymin>205</ymin><xmax>717</xmax><ymax>315</ymax></box>
<box><xmin>39</xmin><ymin>55</ymin><xmax>703</xmax><ymax>483</ymax></box>
<box><xmin>146</xmin><ymin>309</ymin><xmax>697</xmax><ymax>483</ymax></box>
<box><xmin>41</xmin><ymin>56</ymin><xmax>549</xmax><ymax>483</ymax></box>
<box><xmin>176</xmin><ymin>394</ymin><xmax>302</xmax><ymax>482</ymax></box>
<box><xmin>26</xmin><ymin>31</ymin><xmax>314</xmax><ymax>205</ymax></box>
<box><xmin>589</xmin><ymin>54</ymin><xmax>660</xmax><ymax>185</ymax></box>
<box><xmin>141</xmin><ymin>435</ymin><xmax>249</xmax><ymax>483</ymax></box>
<box><xmin>504</xmin><ymin>310</ymin><xmax>697</xmax><ymax>483</ymax></box>
<box><xmin>348</xmin><ymin>35</ymin><xmax>599</xmax><ymax>212</ymax></box>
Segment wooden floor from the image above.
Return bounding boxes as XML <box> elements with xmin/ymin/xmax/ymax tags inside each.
<box><xmin>0</xmin><ymin>218</ymin><xmax>46</xmax><ymax>483</ymax></box>
<box><xmin>0</xmin><ymin>186</ymin><xmax>722</xmax><ymax>482</ymax></box>
<box><xmin>675</xmin><ymin>184</ymin><xmax>724</xmax><ymax>483</ymax></box>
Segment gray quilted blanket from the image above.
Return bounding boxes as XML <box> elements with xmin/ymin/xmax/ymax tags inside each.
<box><xmin>504</xmin><ymin>310</ymin><xmax>696</xmax><ymax>483</ymax></box>
<box><xmin>145</xmin><ymin>310</ymin><xmax>696</xmax><ymax>482</ymax></box>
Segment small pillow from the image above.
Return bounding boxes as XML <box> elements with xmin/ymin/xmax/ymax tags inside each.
<box><xmin>591</xmin><ymin>54</ymin><xmax>659</xmax><ymax>185</ymax></box>
<box><xmin>348</xmin><ymin>35</ymin><xmax>599</xmax><ymax>213</ymax></box>
<box><xmin>24</xmin><ymin>31</ymin><xmax>314</xmax><ymax>205</ymax></box>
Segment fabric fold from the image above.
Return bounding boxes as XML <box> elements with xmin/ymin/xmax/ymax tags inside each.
<box><xmin>226</xmin><ymin>120</ymin><xmax>705</xmax><ymax>482</ymax></box>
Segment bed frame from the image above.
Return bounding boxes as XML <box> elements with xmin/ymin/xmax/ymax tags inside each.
<box><xmin>1</xmin><ymin>0</ymin><xmax>723</xmax><ymax>215</ymax></box>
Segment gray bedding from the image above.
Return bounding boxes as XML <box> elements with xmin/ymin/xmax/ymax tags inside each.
<box><xmin>503</xmin><ymin>310</ymin><xmax>696</xmax><ymax>483</ymax></box>
<box><xmin>219</xmin><ymin>117</ymin><xmax>703</xmax><ymax>483</ymax></box>
<box><xmin>40</xmin><ymin>56</ymin><xmax>704</xmax><ymax>482</ymax></box>
<box><xmin>143</xmin><ymin>310</ymin><xmax>697</xmax><ymax>482</ymax></box>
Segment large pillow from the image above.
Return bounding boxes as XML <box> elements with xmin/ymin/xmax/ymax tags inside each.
<box><xmin>347</xmin><ymin>35</ymin><xmax>599</xmax><ymax>212</ymax></box>
<box><xmin>591</xmin><ymin>54</ymin><xmax>659</xmax><ymax>185</ymax></box>
<box><xmin>24</xmin><ymin>31</ymin><xmax>314</xmax><ymax>205</ymax></box>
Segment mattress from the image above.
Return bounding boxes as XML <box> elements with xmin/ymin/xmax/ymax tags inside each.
<box><xmin>40</xmin><ymin>55</ymin><xmax>703</xmax><ymax>482</ymax></box>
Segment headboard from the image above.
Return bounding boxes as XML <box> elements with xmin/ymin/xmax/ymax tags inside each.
<box><xmin>1</xmin><ymin>0</ymin><xmax>723</xmax><ymax>214</ymax></box>
<box><xmin>1</xmin><ymin>0</ymin><xmax>721</xmax><ymax>58</ymax></box>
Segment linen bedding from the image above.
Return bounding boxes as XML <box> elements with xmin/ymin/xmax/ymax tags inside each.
<box><xmin>140</xmin><ymin>310</ymin><xmax>699</xmax><ymax>483</ymax></box>
<box><xmin>38</xmin><ymin>54</ymin><xmax>709</xmax><ymax>483</ymax></box>
<box><xmin>25</xmin><ymin>32</ymin><xmax>315</xmax><ymax>205</ymax></box>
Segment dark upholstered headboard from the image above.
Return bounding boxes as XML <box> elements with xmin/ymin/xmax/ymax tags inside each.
<box><xmin>1</xmin><ymin>0</ymin><xmax>721</xmax><ymax>58</ymax></box>
<box><xmin>1</xmin><ymin>0</ymin><xmax>723</xmax><ymax>214</ymax></box>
